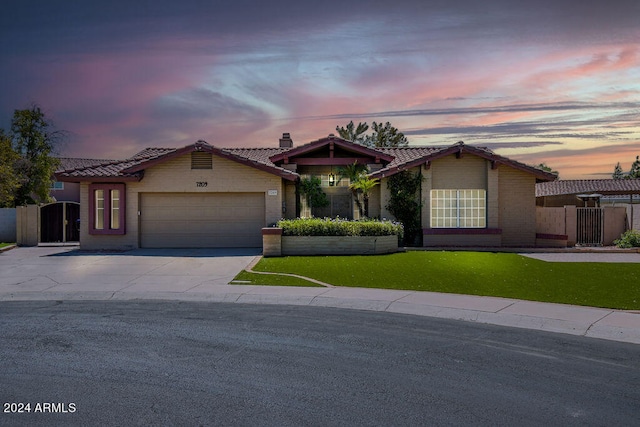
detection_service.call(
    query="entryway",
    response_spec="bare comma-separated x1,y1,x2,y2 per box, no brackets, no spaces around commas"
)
576,207,603,246
40,202,80,243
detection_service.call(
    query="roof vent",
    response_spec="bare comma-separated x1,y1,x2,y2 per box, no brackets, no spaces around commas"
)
279,133,293,148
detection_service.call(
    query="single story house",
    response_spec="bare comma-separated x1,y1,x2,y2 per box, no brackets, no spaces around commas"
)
536,179,640,207
55,133,557,250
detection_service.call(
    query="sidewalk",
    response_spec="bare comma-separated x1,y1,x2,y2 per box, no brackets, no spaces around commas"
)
1,246,639,345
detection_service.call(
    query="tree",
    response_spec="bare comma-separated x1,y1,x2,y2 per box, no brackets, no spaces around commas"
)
299,176,329,212
365,121,408,148
629,156,640,179
0,130,20,208
7,106,62,205
537,163,559,178
336,121,408,148
335,121,369,145
612,162,624,180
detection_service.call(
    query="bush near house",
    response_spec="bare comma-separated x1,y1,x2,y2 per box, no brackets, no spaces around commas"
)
614,230,640,248
277,217,403,239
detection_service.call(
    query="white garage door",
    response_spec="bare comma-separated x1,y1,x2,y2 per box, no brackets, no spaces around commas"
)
140,193,265,248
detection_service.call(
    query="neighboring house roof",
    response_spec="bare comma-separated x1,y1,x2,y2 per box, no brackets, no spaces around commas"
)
56,157,116,172
55,137,557,183
536,179,640,197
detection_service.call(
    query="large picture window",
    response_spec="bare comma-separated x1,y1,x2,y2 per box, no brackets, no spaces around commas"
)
431,189,486,228
89,184,126,235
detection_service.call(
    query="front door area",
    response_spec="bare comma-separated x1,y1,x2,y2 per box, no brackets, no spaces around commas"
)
40,202,80,243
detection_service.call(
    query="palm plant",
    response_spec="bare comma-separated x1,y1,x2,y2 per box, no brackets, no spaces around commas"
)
350,175,379,218
337,162,369,217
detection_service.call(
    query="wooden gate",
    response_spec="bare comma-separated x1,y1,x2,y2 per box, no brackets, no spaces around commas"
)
40,202,80,243
576,207,603,246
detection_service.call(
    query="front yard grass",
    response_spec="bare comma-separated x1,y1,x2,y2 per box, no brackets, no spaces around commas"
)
238,251,640,310
0,243,14,249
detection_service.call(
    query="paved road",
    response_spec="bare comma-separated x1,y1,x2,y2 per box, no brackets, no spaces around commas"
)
1,301,638,426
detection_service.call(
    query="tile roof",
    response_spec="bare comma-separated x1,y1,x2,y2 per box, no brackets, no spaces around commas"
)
536,179,640,197
56,157,117,172
376,146,446,169
372,143,556,181
129,147,177,159
224,147,289,165
55,139,556,183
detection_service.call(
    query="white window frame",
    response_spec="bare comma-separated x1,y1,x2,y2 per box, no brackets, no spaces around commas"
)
430,189,486,228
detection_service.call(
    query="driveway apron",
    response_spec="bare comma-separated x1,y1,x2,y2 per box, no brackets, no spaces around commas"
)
0,247,262,294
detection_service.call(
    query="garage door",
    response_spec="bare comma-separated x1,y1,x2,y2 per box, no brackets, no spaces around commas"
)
140,193,265,248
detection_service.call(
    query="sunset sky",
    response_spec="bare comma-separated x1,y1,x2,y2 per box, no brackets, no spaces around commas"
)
1,0,639,179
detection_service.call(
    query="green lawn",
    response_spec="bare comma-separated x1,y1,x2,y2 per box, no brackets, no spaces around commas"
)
237,251,640,310
0,243,14,249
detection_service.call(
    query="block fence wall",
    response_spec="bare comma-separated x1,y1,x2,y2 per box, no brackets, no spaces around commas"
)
0,208,16,242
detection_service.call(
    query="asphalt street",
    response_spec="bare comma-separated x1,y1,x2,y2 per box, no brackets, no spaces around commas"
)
1,301,638,426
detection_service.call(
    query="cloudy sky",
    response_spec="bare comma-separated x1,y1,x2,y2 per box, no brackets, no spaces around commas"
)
1,0,639,179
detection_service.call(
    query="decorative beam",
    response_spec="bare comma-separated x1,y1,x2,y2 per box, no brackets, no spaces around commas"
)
293,157,373,166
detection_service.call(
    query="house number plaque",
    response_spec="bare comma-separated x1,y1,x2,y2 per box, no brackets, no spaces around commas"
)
196,181,208,187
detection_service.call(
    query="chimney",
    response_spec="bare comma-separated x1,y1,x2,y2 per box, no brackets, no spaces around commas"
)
279,132,293,148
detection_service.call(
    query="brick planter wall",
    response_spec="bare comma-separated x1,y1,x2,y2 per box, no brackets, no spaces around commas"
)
262,228,398,256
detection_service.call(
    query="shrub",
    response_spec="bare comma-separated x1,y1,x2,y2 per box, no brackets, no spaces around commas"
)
386,170,422,246
614,230,640,248
276,217,403,239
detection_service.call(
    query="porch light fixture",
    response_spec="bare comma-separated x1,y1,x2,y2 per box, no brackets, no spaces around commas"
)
328,172,336,186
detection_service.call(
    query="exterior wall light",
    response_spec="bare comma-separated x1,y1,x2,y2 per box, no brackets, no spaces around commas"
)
328,173,335,186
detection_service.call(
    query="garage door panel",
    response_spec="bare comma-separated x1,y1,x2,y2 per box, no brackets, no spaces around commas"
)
140,193,265,248
143,220,260,234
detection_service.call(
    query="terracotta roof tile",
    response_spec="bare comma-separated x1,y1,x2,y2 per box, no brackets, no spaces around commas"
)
56,157,116,172
223,148,288,165
56,140,554,183
377,146,446,169
536,179,640,197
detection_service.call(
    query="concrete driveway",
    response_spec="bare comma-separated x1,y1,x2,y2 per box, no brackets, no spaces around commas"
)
0,246,261,295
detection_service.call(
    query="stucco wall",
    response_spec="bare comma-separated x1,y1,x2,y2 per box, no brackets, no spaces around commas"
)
536,207,566,236
80,153,284,250
16,205,39,246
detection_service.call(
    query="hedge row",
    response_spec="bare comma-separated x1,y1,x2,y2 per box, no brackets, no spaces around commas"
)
276,217,403,238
